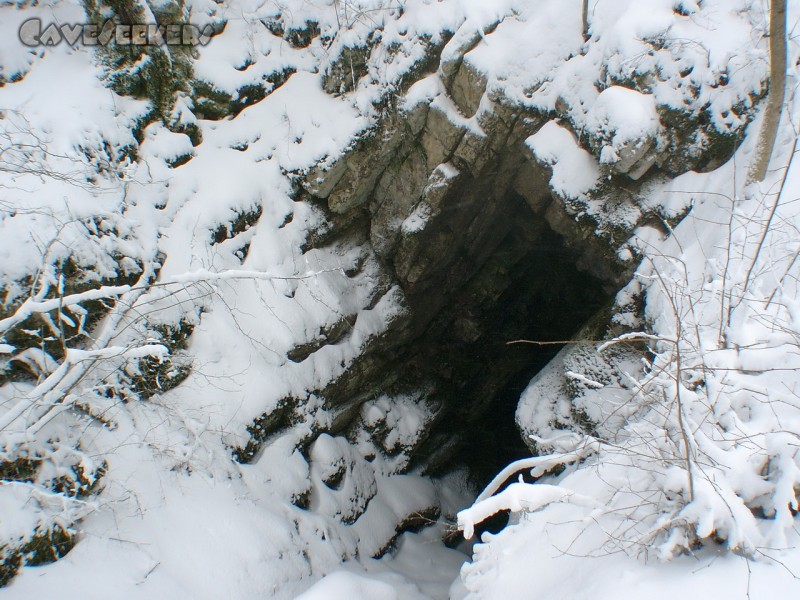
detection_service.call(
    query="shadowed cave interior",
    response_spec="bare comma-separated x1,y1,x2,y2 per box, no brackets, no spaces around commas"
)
398,191,612,488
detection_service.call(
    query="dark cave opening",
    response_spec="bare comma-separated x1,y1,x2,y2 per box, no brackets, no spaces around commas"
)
392,189,614,490
310,145,622,538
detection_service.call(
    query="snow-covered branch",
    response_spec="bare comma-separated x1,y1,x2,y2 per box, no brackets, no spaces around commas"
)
0,267,339,336
475,441,601,504
459,483,600,540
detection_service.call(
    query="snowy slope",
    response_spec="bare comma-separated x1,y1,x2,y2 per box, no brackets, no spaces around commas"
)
2,0,799,598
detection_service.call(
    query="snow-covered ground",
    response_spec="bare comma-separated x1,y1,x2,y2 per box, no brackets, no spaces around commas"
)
2,0,800,597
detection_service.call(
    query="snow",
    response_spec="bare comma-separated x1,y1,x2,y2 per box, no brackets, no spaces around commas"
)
457,505,800,600
586,86,660,165
526,121,600,198
458,482,598,541
297,571,407,600
298,526,468,600
1,0,798,598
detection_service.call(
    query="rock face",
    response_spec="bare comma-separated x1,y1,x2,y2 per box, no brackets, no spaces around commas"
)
218,55,648,554
243,14,763,546
220,12,765,545
282,67,639,486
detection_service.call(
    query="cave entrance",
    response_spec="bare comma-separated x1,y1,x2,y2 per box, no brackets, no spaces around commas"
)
390,188,614,490
315,135,622,514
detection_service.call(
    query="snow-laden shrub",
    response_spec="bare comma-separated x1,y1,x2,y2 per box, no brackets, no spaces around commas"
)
461,137,800,559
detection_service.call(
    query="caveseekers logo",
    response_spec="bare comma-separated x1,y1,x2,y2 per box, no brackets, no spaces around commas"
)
18,18,214,47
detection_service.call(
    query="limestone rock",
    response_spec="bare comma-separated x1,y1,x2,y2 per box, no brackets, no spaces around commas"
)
449,58,487,117
419,105,467,171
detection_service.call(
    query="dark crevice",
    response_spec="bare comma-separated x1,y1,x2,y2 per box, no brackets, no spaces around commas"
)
397,192,612,487
306,153,620,496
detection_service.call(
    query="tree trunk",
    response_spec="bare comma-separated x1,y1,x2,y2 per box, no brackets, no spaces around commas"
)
749,0,787,183
582,0,589,42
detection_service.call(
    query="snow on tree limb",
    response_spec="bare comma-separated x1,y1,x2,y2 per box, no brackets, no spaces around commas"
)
474,440,601,504
0,267,339,336
458,482,600,540
0,285,134,336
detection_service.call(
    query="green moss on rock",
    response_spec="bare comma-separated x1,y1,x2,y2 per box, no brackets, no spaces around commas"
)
21,526,76,567
52,461,108,498
127,320,194,400
191,68,295,121
84,0,194,125
0,457,41,483
322,45,373,96
0,526,77,588
211,205,263,244
232,397,304,463
0,547,22,588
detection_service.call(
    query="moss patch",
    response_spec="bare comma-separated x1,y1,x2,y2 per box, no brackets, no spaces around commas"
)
0,526,77,588
0,457,41,483
127,320,194,400
21,527,76,567
0,547,22,588
232,397,303,463
191,68,295,121
211,206,263,244
52,462,108,499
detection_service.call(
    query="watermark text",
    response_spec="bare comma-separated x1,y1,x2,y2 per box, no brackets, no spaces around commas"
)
19,19,214,47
